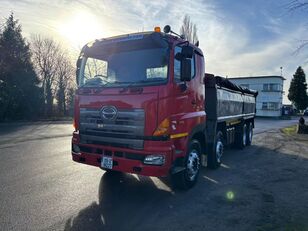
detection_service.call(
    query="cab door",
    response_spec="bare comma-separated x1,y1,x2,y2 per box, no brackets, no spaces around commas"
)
173,46,204,113
172,45,205,135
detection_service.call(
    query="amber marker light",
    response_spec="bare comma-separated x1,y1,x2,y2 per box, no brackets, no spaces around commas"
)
153,118,170,136
154,26,161,32
73,118,77,131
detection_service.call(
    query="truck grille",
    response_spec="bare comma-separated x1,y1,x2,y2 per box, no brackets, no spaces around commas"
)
79,108,145,149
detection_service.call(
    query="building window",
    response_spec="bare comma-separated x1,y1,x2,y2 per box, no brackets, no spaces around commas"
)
262,102,279,110
263,83,281,91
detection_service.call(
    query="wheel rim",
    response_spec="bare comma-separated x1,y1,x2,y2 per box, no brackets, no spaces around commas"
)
249,125,253,143
216,139,223,163
186,149,200,181
243,126,247,146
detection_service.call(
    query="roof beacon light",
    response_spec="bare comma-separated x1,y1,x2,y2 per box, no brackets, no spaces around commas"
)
154,26,161,32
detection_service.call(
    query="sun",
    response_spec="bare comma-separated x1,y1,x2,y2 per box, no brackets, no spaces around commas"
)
58,10,105,50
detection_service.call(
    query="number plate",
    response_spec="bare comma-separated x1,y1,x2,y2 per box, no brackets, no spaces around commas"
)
101,156,113,169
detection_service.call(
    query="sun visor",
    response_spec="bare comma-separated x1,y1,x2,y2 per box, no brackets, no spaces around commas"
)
81,32,168,59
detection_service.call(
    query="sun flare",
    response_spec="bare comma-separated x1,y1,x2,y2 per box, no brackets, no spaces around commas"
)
58,10,105,49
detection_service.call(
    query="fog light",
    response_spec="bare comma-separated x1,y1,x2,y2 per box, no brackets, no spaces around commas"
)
72,144,80,154
144,155,165,165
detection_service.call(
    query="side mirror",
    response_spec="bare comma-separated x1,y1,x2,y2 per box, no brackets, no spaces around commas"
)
181,46,193,59
163,25,171,33
180,58,192,82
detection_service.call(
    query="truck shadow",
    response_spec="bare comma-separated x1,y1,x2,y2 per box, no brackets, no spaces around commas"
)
63,171,174,231
63,152,244,231
63,139,308,231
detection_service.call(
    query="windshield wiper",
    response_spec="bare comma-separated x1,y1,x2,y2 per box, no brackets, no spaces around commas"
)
138,78,166,83
119,82,136,93
118,79,165,93
81,77,107,87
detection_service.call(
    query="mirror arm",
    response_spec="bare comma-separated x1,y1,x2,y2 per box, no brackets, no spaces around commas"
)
176,41,190,47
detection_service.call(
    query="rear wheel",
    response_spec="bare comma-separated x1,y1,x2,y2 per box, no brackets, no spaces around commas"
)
235,123,247,149
246,123,253,146
207,131,223,169
172,139,201,190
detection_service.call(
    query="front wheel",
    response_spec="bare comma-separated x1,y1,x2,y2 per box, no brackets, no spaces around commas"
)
100,167,115,174
172,139,201,190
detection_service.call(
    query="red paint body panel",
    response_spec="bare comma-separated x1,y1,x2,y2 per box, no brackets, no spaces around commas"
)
78,90,159,136
72,148,172,177
72,33,206,177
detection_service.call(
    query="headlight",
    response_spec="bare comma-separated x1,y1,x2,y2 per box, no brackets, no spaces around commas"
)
143,155,165,165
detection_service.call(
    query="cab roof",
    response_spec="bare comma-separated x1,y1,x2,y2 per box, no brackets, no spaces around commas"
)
81,31,203,57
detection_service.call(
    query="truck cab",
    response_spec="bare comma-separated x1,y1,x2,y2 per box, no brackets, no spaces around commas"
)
71,26,257,189
72,28,206,188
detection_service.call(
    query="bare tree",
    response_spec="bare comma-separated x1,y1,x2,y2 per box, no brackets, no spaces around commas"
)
66,87,75,116
287,0,308,11
286,1,308,54
31,35,75,116
180,15,199,44
55,52,75,115
31,35,61,116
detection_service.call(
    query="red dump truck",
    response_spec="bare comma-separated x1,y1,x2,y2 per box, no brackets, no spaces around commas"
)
71,26,258,189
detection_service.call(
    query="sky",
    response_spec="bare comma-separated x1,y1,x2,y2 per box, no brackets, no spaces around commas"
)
1,0,308,103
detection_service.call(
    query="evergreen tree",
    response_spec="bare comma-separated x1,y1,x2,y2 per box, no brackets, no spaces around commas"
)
0,13,43,121
288,66,308,111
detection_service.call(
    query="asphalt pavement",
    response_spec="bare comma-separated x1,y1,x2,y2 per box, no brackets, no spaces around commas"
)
253,117,300,134
0,117,303,231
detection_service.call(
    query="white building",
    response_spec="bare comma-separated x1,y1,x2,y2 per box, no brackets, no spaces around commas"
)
229,76,285,117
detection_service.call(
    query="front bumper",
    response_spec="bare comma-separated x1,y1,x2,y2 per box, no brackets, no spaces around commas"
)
72,134,174,177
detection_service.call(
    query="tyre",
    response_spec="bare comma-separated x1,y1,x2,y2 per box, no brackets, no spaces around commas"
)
235,123,247,149
207,131,223,169
172,139,201,190
246,122,253,146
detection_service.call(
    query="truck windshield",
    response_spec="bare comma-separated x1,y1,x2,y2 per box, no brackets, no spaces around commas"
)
79,47,169,88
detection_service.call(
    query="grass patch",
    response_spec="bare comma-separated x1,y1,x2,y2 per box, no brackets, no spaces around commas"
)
281,125,308,143
281,125,297,135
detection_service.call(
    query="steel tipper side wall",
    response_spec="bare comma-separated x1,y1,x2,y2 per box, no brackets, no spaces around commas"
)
204,75,257,122
216,87,256,121
204,74,257,147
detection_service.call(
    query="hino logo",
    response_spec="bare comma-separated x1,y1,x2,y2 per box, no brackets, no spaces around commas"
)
100,106,118,120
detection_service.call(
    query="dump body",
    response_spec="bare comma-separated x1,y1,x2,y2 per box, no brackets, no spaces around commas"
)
205,75,257,121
